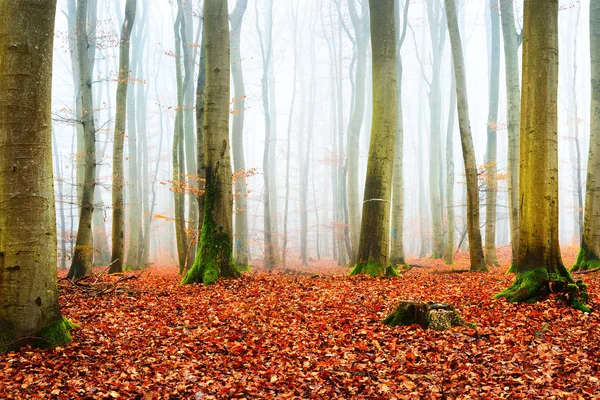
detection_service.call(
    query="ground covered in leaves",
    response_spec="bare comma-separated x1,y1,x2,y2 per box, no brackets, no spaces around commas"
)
1,246,599,399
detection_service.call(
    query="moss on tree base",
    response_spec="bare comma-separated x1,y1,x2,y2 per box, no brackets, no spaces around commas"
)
349,261,399,277
571,248,600,272
383,301,474,330
506,263,517,274
0,317,79,354
495,267,590,312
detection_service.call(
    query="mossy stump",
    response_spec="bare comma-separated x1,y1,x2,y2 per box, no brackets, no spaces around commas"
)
383,301,473,331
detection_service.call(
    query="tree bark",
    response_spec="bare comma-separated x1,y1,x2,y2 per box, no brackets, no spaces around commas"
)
350,0,398,277
484,0,500,266
500,0,521,269
573,1,600,272
183,0,240,285
0,0,75,352
68,0,98,279
445,0,487,272
110,0,137,274
444,70,457,265
496,0,588,311
231,0,249,268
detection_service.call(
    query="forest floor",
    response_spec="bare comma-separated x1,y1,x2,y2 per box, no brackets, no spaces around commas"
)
1,246,599,399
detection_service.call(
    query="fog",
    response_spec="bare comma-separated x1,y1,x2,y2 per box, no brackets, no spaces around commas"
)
50,0,591,269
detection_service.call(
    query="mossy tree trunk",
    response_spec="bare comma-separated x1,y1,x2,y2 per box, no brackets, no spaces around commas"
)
68,0,98,279
231,0,249,269
390,0,410,266
496,0,588,310
110,0,137,274
573,1,600,272
350,0,398,277
500,0,521,269
196,34,206,267
182,0,240,285
0,0,76,352
445,0,487,272
484,0,500,266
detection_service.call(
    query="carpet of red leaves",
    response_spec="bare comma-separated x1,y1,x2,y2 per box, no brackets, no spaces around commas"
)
1,246,599,399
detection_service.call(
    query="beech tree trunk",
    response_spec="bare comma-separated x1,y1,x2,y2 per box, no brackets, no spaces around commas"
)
0,0,75,352
231,0,249,268
496,0,588,310
350,0,397,277
573,1,600,272
445,0,487,272
110,0,137,274
68,0,98,279
484,0,500,266
182,0,240,285
444,68,457,265
500,0,521,269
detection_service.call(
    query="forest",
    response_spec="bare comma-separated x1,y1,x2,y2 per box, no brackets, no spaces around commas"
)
0,0,599,398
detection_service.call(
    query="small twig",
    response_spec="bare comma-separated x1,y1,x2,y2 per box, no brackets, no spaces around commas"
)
573,267,600,275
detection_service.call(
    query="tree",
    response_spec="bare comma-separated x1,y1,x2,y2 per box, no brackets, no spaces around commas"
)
445,0,487,272
350,0,398,277
390,0,410,266
110,0,137,274
182,0,240,285
496,0,588,310
231,0,250,269
0,0,76,352
68,0,98,279
444,69,457,265
573,1,600,272
500,0,521,269
484,0,500,266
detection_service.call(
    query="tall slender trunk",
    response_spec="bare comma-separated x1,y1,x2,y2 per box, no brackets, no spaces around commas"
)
231,0,249,268
350,0,397,276
573,1,600,271
484,0,500,266
445,0,487,272
500,0,521,268
110,0,137,274
68,0,98,279
444,70,457,264
52,129,68,270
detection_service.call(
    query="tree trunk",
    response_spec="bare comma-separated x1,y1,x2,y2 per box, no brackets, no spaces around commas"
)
196,36,206,268
183,0,240,285
426,0,446,259
110,0,137,274
444,70,457,265
173,6,188,274
390,0,409,266
484,0,500,266
350,0,397,277
500,0,521,269
231,0,249,268
573,1,600,272
445,0,487,272
347,0,369,263
52,129,68,270
496,0,588,311
0,0,75,352
68,0,98,279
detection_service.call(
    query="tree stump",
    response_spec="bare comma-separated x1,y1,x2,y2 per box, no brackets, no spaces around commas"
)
383,301,473,331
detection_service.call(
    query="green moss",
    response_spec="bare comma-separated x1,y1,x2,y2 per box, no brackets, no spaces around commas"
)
237,264,251,272
349,261,399,277
571,248,600,272
1,317,78,354
382,306,414,326
182,173,240,285
494,267,549,302
506,263,517,274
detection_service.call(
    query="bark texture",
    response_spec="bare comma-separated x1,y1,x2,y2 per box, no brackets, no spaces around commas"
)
182,0,240,285
0,0,75,352
350,0,398,277
573,1,600,272
68,0,98,279
496,0,588,311
445,0,487,272
110,0,137,274
231,0,249,269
